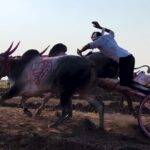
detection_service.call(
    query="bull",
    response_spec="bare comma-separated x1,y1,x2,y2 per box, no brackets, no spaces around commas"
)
0,42,104,128
85,51,118,78
13,45,119,118
48,43,119,79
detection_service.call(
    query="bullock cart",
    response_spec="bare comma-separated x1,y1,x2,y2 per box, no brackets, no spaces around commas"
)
97,78,150,137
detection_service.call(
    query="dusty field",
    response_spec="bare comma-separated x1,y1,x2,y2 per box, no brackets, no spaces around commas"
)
0,93,149,150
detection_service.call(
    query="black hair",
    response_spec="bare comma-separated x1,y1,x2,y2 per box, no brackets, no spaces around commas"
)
92,32,102,38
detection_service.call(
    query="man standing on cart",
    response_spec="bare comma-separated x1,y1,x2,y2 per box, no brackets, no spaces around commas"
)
77,21,135,87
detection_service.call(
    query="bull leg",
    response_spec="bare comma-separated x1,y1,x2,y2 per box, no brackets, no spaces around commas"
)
84,83,105,129
88,99,105,129
119,96,124,111
123,94,134,114
20,96,32,117
0,84,20,104
51,91,72,127
35,94,51,116
51,107,72,127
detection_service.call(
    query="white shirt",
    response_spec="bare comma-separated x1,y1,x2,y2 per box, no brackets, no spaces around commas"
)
89,33,131,63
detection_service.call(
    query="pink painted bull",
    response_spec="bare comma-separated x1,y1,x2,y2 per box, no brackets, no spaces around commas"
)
0,42,104,128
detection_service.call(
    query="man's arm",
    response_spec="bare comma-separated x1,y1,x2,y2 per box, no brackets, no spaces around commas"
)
92,21,115,37
77,44,91,55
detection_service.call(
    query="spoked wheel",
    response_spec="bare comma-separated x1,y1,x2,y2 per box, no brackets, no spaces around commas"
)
138,97,150,138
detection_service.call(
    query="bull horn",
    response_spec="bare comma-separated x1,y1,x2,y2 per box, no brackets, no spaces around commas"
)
40,45,50,55
8,41,20,55
134,65,150,74
5,42,14,54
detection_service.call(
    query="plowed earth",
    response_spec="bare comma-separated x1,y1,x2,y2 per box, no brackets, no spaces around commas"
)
0,91,149,150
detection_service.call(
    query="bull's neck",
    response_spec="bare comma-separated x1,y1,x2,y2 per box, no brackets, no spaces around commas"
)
7,57,22,81
8,56,39,81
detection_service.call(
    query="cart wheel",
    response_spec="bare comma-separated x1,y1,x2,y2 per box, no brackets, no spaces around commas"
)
138,97,150,138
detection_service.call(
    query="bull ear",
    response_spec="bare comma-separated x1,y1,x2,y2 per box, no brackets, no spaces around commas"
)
8,41,20,55
40,45,50,55
5,42,14,54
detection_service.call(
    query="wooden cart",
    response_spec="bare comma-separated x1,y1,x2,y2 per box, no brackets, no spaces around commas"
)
97,78,150,138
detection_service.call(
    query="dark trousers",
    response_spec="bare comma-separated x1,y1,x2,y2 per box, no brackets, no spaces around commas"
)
119,55,135,86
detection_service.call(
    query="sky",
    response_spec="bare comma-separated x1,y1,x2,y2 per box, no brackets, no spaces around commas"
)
0,0,150,67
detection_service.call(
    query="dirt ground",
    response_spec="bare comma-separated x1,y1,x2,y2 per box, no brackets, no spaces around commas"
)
0,94,149,150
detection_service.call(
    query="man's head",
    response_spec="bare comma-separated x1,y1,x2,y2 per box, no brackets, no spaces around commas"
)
91,32,102,41
49,43,67,57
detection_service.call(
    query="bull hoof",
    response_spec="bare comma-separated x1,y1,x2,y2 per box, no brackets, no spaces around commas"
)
55,111,61,117
0,99,6,106
50,113,72,128
23,109,32,117
98,126,105,132
35,110,42,117
0,102,5,106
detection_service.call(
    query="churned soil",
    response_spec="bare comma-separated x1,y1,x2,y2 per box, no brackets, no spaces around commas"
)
0,95,149,150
